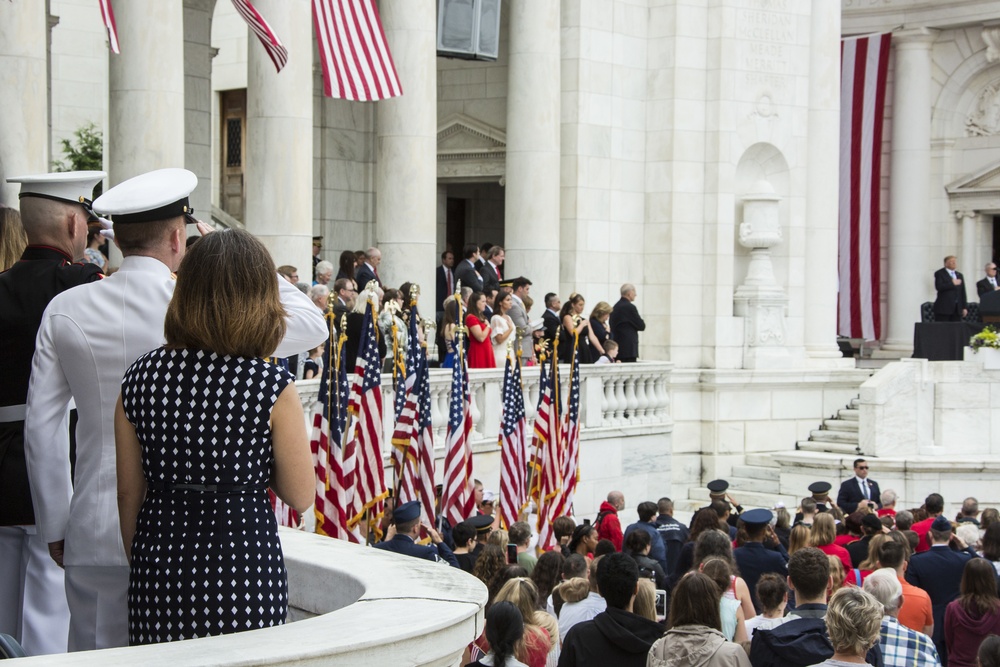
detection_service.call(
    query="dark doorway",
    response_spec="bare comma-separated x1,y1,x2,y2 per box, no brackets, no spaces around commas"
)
446,197,466,254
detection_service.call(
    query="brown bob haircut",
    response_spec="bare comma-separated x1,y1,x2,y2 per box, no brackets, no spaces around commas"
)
669,572,722,630
164,229,286,357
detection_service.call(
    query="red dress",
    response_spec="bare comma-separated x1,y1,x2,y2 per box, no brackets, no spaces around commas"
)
465,315,495,369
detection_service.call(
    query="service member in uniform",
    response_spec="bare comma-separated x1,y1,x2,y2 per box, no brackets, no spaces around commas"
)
733,508,789,613
23,168,327,651
468,513,495,560
690,479,744,529
374,500,460,566
0,171,105,656
794,481,837,524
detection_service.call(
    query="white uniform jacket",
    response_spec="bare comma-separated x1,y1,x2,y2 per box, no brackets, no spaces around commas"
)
23,256,327,566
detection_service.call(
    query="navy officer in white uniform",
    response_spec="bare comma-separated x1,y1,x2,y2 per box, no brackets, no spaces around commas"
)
374,500,459,567
23,168,328,651
0,171,106,655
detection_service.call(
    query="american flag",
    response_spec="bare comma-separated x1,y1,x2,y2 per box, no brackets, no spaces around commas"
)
268,489,299,528
839,33,891,341
345,297,388,539
391,303,436,522
310,316,352,539
312,0,402,101
498,348,528,530
440,319,474,527
232,0,289,73
549,340,582,523
532,347,563,551
98,0,120,54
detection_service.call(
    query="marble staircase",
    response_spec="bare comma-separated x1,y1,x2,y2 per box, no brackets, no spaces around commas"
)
795,396,861,455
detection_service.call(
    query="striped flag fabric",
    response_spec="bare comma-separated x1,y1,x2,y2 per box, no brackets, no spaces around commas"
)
98,0,120,54
498,348,528,531
391,301,436,522
839,33,891,341
345,296,388,538
533,348,563,552
231,0,289,72
550,340,582,522
312,0,403,101
441,320,474,527
310,316,352,539
268,489,299,528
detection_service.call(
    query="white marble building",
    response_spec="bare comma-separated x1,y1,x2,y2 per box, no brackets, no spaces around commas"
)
4,0,1000,518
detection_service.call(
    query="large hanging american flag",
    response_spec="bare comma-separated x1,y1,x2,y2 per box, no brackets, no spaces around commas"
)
310,317,352,539
312,0,403,101
391,302,436,522
232,0,289,72
532,346,563,552
498,348,528,531
839,33,891,341
549,340,582,523
345,296,388,538
441,326,474,527
99,0,119,54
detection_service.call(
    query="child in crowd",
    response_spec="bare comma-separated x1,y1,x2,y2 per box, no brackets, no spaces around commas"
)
594,339,619,365
743,573,789,637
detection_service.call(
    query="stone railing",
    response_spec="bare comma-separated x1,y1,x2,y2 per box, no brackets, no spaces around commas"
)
298,361,674,451
21,530,486,666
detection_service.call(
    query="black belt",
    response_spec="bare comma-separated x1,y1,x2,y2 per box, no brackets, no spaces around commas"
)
147,481,267,494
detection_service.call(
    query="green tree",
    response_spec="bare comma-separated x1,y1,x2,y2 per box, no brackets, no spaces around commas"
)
53,122,103,172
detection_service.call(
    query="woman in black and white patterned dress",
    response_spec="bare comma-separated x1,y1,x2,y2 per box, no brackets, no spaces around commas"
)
115,229,313,646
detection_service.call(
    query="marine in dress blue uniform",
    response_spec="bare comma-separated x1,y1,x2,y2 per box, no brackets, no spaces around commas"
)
0,171,105,656
732,508,788,613
374,501,459,567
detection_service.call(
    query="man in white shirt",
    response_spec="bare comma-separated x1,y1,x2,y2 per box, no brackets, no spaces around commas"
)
24,168,327,651
558,556,607,641
978,262,1000,299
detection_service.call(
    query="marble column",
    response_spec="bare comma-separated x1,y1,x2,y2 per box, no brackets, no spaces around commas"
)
957,210,979,279
108,1,185,187
376,0,437,302
504,0,560,299
0,2,48,206
245,0,312,269
804,0,846,361
882,29,937,354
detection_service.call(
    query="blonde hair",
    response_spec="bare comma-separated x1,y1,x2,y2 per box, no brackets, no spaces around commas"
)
809,513,837,547
590,301,612,320
487,529,509,549
824,587,884,656
788,524,811,555
827,555,846,596
0,208,27,271
164,229,286,357
633,579,657,621
495,578,555,650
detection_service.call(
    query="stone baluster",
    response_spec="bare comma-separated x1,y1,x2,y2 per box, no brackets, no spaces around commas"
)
613,376,627,423
634,373,650,421
468,379,483,439
600,374,611,427
655,375,670,421
624,377,639,422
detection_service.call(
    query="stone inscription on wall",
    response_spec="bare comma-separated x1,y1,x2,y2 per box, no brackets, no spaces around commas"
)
736,0,797,96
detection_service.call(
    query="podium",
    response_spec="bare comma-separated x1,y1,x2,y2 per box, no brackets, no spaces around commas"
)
981,291,1000,324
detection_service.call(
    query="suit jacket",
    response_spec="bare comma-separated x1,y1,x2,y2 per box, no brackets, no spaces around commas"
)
481,261,501,294
508,295,534,360
435,265,454,312
836,477,881,514
978,276,999,298
610,298,646,359
905,544,975,661
454,259,483,293
24,257,327,566
355,263,380,292
933,267,967,315
542,309,560,352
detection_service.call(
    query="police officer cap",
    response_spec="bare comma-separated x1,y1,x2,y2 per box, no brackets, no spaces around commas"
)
808,481,832,495
93,168,198,225
931,515,953,532
707,479,729,494
469,514,494,535
740,508,773,525
392,500,422,524
7,171,106,208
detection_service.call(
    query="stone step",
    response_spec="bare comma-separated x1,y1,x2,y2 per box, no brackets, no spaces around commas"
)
837,408,859,421
808,429,859,443
744,453,781,469
795,439,861,455
822,419,859,432
849,397,860,409
727,476,781,495
731,464,781,482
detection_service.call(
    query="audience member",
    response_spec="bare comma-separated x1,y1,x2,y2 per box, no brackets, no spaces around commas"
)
796,497,819,528
593,339,619,364
982,508,1000,533
509,522,537,575
558,553,662,667
481,245,504,294
654,497,690,578
302,344,323,380
336,249,356,282
276,264,298,283
455,243,483,292
354,247,381,289
588,301,613,359
491,287,516,366
623,529,667,591
674,508,727,578
623,501,668,571
83,225,108,272
452,521,479,573
557,293,595,363
979,635,1000,667
744,573,789,637
594,539,616,558
596,491,625,551
701,557,749,643
911,493,946,553
466,291,495,369
507,276,535,361
632,579,658,623
774,504,792,550
809,513,852,570
314,260,333,286
541,292,561,351
863,568,940,666
609,283,645,362
878,489,898,519
493,578,556,667
982,523,1000,575
957,497,981,527
848,513,886,569
551,555,589,616
465,601,527,667
552,516,577,555
648,571,751,667
836,458,881,514
788,524,811,555
814,587,885,666
530,551,564,612
695,529,756,622
0,206,27,271
558,556,606,641
474,544,507,600
875,538,933,636
894,510,914,532
733,508,788,613
568,524,599,559
308,284,330,312
945,558,1000,667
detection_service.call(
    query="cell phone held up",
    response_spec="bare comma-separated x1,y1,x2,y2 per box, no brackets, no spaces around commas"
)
507,543,518,565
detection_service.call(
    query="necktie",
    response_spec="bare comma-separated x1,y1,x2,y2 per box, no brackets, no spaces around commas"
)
991,278,996,287
862,480,869,500
496,265,501,279
447,268,453,294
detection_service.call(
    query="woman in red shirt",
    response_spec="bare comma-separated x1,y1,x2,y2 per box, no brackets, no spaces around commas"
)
809,513,852,570
465,291,495,369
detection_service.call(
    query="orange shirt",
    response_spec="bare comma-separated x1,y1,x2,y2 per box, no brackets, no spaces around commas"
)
897,574,934,633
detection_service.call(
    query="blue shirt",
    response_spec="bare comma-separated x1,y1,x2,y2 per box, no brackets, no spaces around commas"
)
622,521,667,571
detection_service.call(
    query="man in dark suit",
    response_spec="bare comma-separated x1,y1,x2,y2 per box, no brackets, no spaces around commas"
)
354,246,381,291
373,501,458,566
481,246,504,295
933,255,967,321
905,515,977,664
610,283,646,362
435,250,455,314
977,262,999,298
836,458,881,514
331,278,356,332
453,243,483,293
541,292,562,354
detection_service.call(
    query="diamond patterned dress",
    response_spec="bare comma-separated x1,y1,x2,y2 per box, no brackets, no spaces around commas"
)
121,348,293,646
